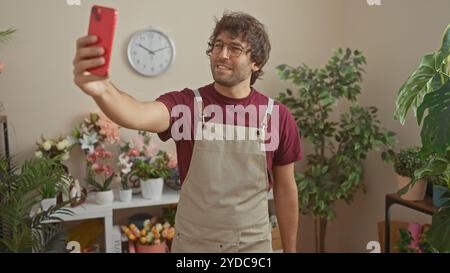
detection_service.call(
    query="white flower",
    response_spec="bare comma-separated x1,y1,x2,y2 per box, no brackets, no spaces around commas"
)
42,140,52,151
57,139,69,151
156,223,163,232
79,132,98,153
119,154,132,174
35,151,43,158
61,152,70,161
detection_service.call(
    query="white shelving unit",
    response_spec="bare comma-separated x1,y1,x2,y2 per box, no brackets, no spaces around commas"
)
57,187,274,253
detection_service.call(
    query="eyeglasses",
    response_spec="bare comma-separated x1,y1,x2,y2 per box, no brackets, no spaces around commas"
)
211,42,246,58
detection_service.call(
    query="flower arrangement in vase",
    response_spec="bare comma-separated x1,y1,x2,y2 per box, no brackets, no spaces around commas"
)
119,131,177,199
121,216,175,253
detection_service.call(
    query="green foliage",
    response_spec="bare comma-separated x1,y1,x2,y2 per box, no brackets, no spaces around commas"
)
393,147,424,178
86,172,115,192
131,150,172,180
397,227,436,253
162,205,177,227
393,24,450,252
278,48,396,222
0,154,73,253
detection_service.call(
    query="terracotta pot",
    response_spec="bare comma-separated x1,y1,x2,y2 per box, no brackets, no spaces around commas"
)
396,174,426,201
136,242,168,253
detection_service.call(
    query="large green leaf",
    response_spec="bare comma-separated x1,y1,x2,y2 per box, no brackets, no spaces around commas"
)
417,79,450,153
429,204,450,252
394,53,441,124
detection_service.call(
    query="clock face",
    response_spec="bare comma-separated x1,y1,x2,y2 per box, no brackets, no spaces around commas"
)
127,29,175,77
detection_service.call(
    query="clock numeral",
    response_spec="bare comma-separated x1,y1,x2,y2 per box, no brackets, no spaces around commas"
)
136,59,140,64
133,51,137,55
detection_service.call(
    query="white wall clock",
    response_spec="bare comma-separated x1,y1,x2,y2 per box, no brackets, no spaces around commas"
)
127,28,176,77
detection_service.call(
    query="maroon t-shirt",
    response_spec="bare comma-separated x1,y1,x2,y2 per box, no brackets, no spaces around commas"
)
156,83,302,189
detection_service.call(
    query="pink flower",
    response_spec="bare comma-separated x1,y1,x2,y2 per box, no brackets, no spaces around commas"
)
103,164,113,177
128,148,140,157
145,143,159,158
167,154,177,168
86,152,97,163
104,150,113,158
94,147,105,158
154,239,161,245
132,134,145,152
91,163,103,174
97,113,120,144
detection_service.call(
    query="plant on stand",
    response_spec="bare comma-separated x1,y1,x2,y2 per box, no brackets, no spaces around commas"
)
393,147,428,201
277,48,396,252
393,24,450,252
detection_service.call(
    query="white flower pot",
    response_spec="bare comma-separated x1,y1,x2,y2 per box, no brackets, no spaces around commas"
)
119,189,133,202
40,197,57,211
140,178,164,200
95,190,114,205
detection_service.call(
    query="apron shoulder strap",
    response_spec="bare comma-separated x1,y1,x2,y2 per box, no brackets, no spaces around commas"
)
192,89,205,126
260,97,274,130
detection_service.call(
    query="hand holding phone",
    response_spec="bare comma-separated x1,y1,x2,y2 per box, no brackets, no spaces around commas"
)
87,5,117,77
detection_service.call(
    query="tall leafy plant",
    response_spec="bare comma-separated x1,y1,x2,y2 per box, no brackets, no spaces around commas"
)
277,48,396,252
394,24,450,252
0,155,73,253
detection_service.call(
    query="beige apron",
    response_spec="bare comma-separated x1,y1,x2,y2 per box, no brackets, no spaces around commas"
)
171,89,274,253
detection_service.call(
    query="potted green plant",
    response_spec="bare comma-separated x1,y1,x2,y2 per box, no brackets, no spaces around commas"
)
393,24,450,252
133,151,172,200
0,154,73,252
277,48,396,252
393,147,428,201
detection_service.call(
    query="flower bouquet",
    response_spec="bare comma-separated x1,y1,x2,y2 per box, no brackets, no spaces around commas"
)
35,134,74,164
121,217,175,253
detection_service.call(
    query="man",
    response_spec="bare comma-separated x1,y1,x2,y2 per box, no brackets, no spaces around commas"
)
73,11,301,253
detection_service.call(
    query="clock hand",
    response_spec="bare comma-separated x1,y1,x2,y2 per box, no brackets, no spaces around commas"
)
152,46,169,53
138,43,155,55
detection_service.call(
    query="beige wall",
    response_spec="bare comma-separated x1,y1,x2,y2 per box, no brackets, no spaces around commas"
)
0,0,447,252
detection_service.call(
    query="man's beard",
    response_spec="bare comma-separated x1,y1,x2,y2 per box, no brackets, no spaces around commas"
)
210,62,251,87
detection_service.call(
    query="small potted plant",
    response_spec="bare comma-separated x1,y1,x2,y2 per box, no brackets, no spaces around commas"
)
85,146,115,205
133,151,172,200
117,153,133,202
119,131,175,199
121,217,175,253
35,134,74,208
394,147,427,201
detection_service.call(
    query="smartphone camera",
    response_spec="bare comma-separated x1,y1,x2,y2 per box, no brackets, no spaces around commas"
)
92,6,102,21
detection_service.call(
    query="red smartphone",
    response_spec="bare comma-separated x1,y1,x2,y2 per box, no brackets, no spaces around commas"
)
87,5,118,77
